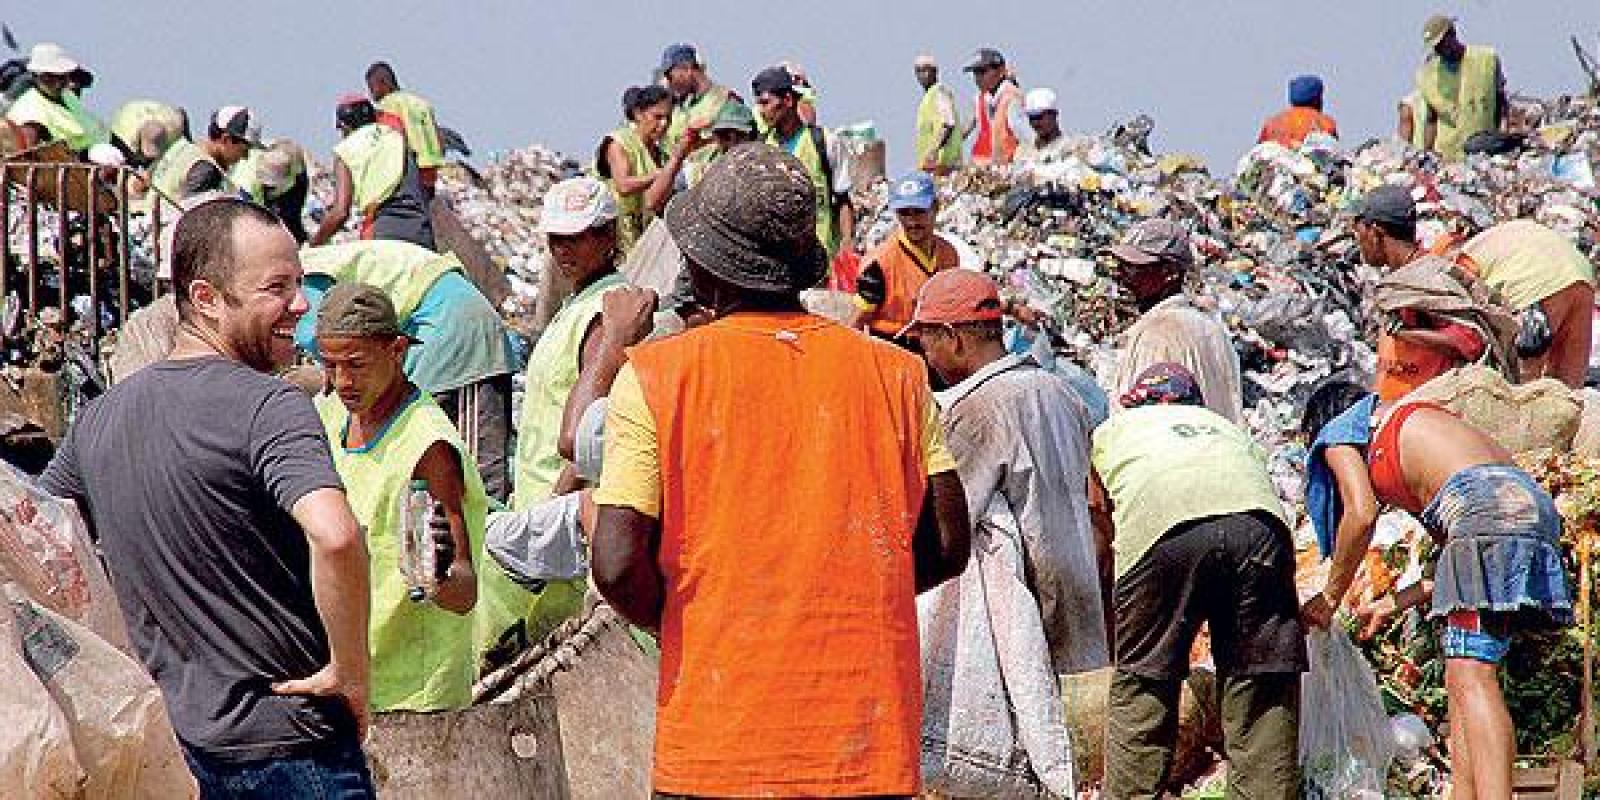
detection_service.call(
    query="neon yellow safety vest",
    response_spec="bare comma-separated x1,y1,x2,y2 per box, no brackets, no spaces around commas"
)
109,99,183,151
300,240,458,321
916,83,962,170
513,271,624,510
230,149,265,203
4,88,109,152
148,138,225,208
335,123,407,213
504,272,624,652
769,125,840,258
1416,45,1499,161
665,85,731,153
601,125,661,256
377,90,446,169
317,390,511,710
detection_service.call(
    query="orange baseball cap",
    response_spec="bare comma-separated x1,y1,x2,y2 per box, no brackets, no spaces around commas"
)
897,269,1003,337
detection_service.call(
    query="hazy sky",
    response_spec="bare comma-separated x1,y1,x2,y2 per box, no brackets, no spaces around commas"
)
12,2,1600,175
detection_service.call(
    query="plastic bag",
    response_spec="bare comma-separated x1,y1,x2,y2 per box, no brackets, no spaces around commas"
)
0,586,84,797
1299,626,1394,799
5,584,196,799
0,459,129,652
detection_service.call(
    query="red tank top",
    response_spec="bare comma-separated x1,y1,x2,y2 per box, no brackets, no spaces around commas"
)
1368,402,1447,510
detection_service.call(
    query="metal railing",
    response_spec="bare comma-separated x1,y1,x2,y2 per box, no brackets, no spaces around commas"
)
0,157,162,361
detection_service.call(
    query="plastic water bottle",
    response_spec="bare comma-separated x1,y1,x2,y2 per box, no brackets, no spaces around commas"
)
399,479,437,603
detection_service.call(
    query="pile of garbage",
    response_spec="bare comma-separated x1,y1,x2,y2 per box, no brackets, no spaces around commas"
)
855,95,1600,531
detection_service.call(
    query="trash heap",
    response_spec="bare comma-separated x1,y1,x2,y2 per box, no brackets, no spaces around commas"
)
857,97,1600,531
852,96,1600,796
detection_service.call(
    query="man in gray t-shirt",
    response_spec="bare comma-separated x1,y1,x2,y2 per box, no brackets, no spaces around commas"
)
40,199,375,798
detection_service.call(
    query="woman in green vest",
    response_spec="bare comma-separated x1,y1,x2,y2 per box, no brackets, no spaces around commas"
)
595,86,671,256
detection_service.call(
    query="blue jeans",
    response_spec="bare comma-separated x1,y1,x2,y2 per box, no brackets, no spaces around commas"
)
183,736,375,800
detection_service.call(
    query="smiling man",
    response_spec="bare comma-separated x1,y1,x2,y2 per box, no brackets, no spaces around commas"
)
854,171,963,342
39,198,376,798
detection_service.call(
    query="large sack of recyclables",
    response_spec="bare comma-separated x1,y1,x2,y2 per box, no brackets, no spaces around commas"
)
0,459,195,798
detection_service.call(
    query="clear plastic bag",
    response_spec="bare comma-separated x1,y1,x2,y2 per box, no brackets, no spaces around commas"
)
1299,626,1395,799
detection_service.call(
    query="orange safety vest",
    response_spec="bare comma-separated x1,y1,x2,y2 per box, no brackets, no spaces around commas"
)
629,311,930,797
972,81,1021,165
866,233,962,338
1257,106,1339,149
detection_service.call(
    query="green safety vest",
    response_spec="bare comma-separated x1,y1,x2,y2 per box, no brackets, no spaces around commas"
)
300,240,458,321
335,123,407,212
513,271,624,510
769,125,840,258
147,138,226,208
916,84,963,169
317,390,519,710
230,149,265,203
665,85,731,153
601,125,661,255
503,273,624,653
1416,45,1499,161
4,87,109,152
377,90,446,169
109,99,183,151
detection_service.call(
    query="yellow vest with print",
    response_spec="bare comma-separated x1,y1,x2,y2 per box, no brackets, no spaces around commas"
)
602,125,660,256
1416,45,1499,161
768,125,840,258
377,90,446,169
335,123,407,213
300,240,457,321
316,390,489,711
1091,404,1286,579
5,88,109,152
916,84,962,170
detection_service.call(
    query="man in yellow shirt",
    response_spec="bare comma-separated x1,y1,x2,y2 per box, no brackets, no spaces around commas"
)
1090,362,1304,800
1415,15,1507,160
314,282,482,710
366,61,447,197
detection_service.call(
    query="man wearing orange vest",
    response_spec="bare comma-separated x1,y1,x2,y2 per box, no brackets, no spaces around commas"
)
855,172,964,340
1257,75,1339,149
590,143,973,798
965,48,1023,167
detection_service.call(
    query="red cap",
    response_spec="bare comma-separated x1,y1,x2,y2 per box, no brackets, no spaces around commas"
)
898,269,1003,336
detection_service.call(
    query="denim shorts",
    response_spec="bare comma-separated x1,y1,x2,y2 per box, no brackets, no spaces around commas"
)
1441,609,1512,664
1422,464,1573,629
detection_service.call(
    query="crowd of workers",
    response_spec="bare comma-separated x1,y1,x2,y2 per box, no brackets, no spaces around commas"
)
3,11,1595,799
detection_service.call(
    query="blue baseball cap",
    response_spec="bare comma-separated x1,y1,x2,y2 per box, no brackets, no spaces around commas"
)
888,172,937,211
660,43,699,72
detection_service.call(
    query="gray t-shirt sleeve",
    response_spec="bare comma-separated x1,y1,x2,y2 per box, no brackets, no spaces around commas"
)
37,424,85,502
249,386,343,514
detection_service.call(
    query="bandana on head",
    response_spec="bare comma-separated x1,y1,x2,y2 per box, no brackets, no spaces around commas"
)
1120,362,1203,409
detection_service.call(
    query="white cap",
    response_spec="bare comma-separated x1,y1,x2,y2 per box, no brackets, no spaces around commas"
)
1024,88,1058,115
540,177,617,235
27,43,80,76
913,54,938,69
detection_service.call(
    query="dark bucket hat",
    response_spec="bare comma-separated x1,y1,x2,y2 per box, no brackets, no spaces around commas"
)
663,142,827,293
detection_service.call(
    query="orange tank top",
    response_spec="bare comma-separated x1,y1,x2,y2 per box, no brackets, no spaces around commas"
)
628,311,931,797
867,234,961,338
1374,332,1459,403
